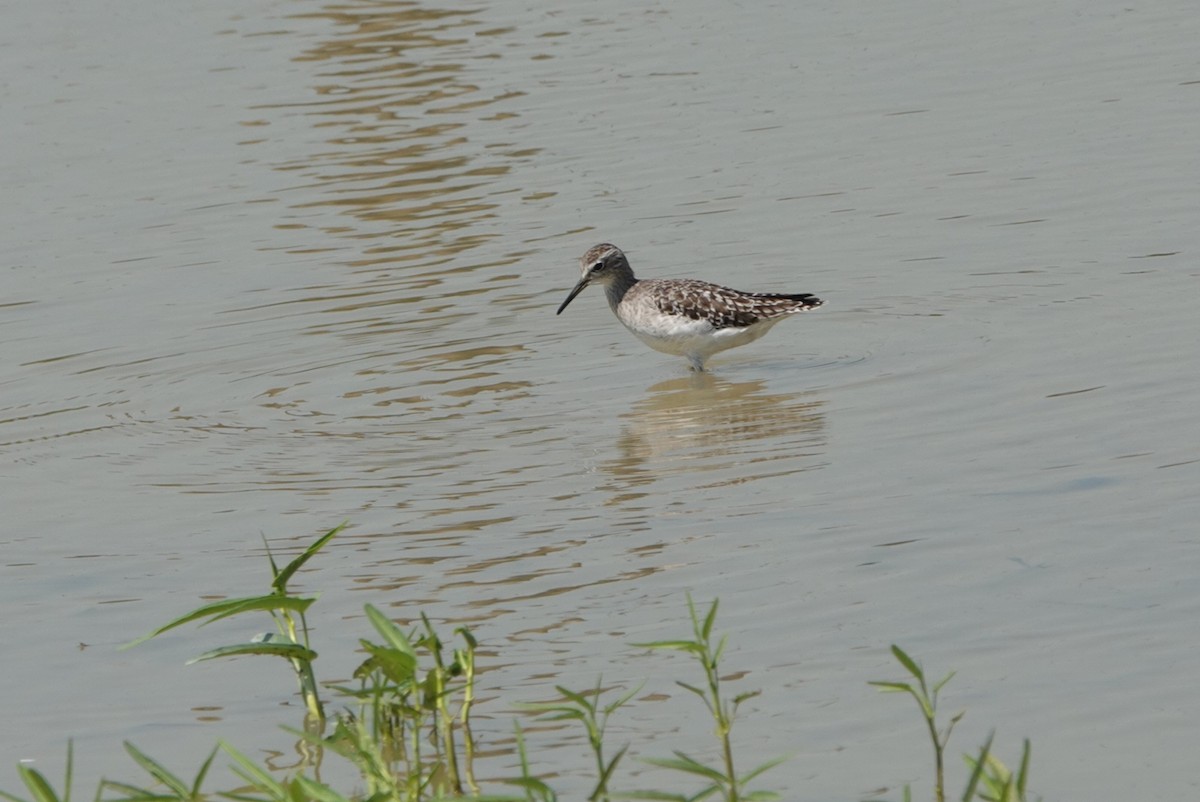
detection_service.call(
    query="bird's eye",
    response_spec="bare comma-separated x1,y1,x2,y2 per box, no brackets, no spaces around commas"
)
590,261,604,273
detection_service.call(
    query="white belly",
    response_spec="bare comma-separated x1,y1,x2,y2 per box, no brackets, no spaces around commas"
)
622,313,782,361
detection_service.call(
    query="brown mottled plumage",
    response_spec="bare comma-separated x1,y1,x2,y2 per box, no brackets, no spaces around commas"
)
556,243,823,371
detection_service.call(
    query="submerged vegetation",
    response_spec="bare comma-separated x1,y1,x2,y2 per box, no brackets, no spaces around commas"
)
2,525,1041,802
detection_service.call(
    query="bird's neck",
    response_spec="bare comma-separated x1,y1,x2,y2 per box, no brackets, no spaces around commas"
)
603,268,638,312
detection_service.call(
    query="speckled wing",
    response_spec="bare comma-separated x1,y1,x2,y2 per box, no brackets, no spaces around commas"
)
646,279,823,329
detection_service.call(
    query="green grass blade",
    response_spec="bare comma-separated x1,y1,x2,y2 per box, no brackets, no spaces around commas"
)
629,640,704,653
640,752,724,782
96,783,178,802
200,596,317,626
219,741,286,801
699,598,719,640
868,681,913,693
109,779,201,802
223,791,289,802
456,625,478,650
189,744,219,797
120,596,315,650
1015,738,1031,796
960,731,994,802
519,707,585,723
498,777,558,801
597,743,629,789
732,689,761,706
607,681,646,713
739,754,789,784
120,743,188,797
741,792,782,801
270,523,345,595
712,633,728,665
551,685,593,710
289,777,347,802
674,681,708,701
932,671,957,695
186,642,317,664
261,533,281,587
63,741,72,802
14,767,60,802
93,781,150,798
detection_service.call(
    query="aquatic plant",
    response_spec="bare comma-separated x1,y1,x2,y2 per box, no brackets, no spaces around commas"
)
121,523,344,722
625,595,786,802
521,677,640,802
870,645,1037,802
4,525,1042,802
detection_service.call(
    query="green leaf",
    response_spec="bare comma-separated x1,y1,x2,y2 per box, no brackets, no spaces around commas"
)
63,737,73,802
641,752,724,782
61,739,72,802
732,689,761,706
288,776,347,802
120,596,317,649
868,681,913,693
219,792,281,802
363,605,417,658
932,671,957,695
630,640,703,653
528,709,586,723
607,681,645,713
186,641,317,665
890,645,923,682
109,743,216,801
357,642,418,685
220,741,286,801
944,709,966,748
597,743,629,789
700,598,719,640
713,634,729,667
497,776,558,801
201,596,317,627
94,780,166,802
740,753,789,784
0,743,73,802
960,731,994,802
270,523,345,595
120,743,188,797
614,790,688,801
742,792,783,801
13,767,60,802
1016,738,1032,796
188,744,218,797
456,625,478,650
552,685,593,710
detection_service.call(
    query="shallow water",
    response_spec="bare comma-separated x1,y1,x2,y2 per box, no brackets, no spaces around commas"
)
3,0,1199,799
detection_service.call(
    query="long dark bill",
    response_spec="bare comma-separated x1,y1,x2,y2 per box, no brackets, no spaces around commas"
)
555,276,590,315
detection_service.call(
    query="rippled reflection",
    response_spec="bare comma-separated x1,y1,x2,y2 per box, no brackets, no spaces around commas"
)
230,0,551,410
278,3,529,237
602,374,826,502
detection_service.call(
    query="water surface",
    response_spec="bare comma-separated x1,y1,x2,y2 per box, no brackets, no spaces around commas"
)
3,0,1199,799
